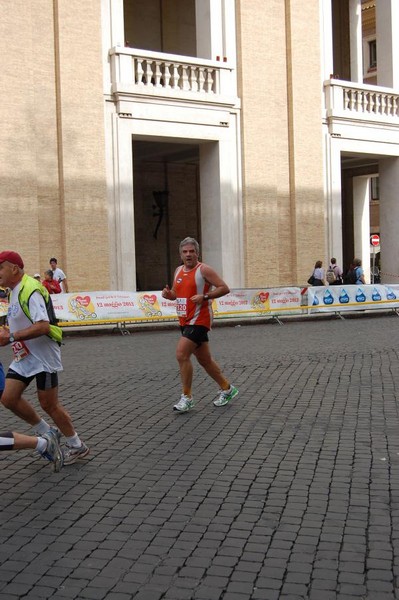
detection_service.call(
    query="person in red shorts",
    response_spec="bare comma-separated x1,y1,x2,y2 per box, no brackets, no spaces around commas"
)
162,237,238,412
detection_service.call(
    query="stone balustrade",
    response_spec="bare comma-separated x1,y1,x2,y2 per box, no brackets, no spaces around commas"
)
110,47,236,105
325,79,399,122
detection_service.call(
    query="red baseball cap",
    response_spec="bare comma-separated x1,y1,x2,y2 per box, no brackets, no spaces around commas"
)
0,250,24,269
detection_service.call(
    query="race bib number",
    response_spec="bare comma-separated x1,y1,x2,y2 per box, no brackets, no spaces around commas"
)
176,298,187,317
11,340,30,362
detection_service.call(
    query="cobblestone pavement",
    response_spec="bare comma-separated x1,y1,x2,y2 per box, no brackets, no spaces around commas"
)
1,314,399,600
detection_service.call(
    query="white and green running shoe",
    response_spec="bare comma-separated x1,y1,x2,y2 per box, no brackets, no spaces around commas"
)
173,394,195,412
213,385,239,407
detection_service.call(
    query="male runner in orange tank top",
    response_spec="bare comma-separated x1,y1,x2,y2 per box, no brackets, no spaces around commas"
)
162,237,238,412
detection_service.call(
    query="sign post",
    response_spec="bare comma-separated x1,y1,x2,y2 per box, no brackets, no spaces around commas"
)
370,235,380,284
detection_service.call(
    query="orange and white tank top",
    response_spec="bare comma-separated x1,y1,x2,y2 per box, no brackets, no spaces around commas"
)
174,262,212,328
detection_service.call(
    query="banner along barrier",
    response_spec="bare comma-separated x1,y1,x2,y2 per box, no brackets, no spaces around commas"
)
1,286,398,329
51,287,303,325
307,284,399,313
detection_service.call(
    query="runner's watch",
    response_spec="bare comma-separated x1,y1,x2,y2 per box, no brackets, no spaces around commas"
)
203,294,209,301
9,333,15,344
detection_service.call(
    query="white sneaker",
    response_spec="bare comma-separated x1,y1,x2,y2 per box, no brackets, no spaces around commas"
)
173,394,195,412
63,442,90,465
213,385,239,407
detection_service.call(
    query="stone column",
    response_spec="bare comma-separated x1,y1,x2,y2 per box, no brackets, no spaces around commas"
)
353,176,371,283
349,0,363,83
376,0,399,88
325,138,343,269
319,0,334,82
101,0,125,92
195,0,223,60
199,119,243,287
379,158,399,283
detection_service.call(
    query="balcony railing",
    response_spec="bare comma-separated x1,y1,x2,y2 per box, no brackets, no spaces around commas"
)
109,47,237,106
325,79,399,123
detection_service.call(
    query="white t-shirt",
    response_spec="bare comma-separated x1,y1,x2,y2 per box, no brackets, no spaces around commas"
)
52,267,67,292
8,281,63,377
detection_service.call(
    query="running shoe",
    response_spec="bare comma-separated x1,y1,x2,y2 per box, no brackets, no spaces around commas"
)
173,394,195,412
213,385,239,407
40,430,64,472
63,442,90,465
49,426,61,443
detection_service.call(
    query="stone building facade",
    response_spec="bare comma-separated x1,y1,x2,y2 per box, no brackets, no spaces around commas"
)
1,1,398,291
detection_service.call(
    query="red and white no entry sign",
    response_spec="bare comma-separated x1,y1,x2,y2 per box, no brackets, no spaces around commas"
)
370,234,380,247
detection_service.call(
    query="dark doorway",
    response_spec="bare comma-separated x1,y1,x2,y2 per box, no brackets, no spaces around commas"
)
133,140,200,291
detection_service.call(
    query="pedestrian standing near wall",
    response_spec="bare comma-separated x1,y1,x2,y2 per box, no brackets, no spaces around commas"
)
42,270,62,294
309,260,326,286
327,257,343,285
49,258,69,293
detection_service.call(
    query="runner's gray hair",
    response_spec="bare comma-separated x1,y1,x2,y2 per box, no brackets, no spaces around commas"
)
179,237,200,254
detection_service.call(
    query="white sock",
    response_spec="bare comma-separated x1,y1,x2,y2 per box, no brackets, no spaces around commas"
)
36,438,47,453
34,419,50,435
66,434,81,448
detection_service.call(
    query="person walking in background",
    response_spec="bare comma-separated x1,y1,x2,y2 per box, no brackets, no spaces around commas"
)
0,360,63,471
162,237,238,413
343,258,366,285
49,258,68,293
327,257,343,285
42,270,62,294
309,260,325,286
353,258,366,284
0,251,88,465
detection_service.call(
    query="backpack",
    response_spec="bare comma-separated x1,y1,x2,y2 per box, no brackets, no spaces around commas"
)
343,267,358,285
326,266,336,284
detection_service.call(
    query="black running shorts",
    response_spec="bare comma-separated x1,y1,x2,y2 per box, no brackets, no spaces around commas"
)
180,325,209,347
6,369,58,391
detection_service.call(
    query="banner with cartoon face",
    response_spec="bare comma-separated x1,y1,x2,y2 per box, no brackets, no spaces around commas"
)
48,288,303,323
51,291,177,323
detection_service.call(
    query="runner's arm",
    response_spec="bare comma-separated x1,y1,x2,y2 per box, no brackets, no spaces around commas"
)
0,321,50,346
162,285,176,300
162,267,180,300
191,264,230,304
0,290,51,345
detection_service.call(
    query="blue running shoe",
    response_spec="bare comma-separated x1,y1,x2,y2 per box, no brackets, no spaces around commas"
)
40,429,64,472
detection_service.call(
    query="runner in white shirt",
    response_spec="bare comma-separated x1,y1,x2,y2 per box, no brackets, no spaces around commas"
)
7,279,63,376
0,250,88,465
